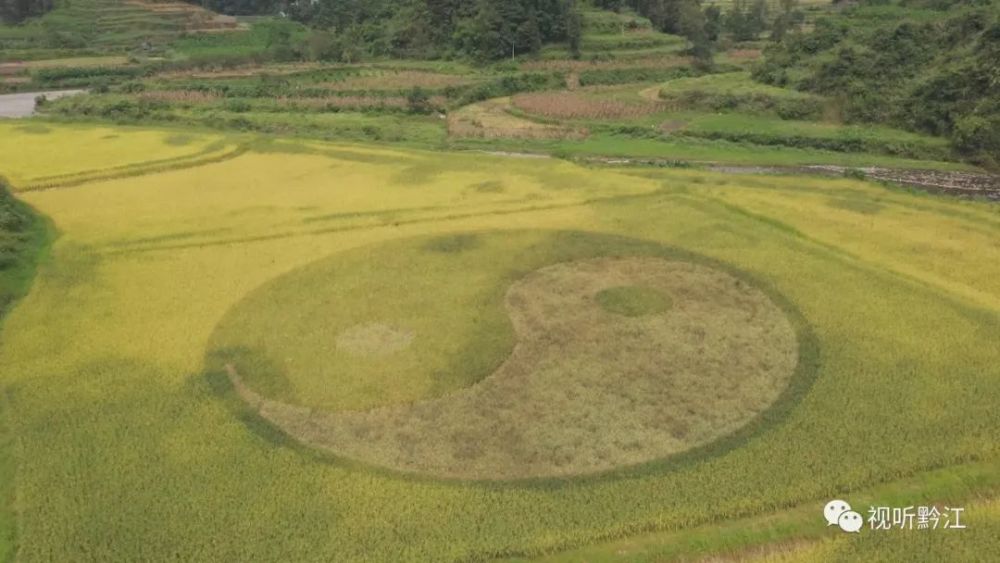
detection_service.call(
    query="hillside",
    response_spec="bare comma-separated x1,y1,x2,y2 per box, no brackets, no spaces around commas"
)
0,0,245,62
753,0,1000,166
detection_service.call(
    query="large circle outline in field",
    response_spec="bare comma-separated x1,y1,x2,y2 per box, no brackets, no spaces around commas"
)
203,230,821,485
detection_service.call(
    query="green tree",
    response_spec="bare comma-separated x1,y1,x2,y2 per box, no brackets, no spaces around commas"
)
566,0,583,58
1,0,54,23
406,86,434,114
305,30,342,61
677,0,713,69
704,5,722,41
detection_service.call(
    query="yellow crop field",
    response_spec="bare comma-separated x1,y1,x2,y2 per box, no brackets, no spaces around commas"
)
0,122,235,189
0,123,997,561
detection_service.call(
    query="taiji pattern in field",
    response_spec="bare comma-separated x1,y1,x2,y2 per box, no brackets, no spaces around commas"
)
215,233,800,479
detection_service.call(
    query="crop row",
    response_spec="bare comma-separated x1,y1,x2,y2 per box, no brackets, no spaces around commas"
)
16,144,246,192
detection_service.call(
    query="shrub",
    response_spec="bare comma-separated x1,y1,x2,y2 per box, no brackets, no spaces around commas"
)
844,168,868,181
952,113,1000,167
0,180,29,232
406,87,433,114
451,73,562,106
226,99,252,113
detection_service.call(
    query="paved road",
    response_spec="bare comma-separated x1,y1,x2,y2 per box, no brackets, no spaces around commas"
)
0,90,85,118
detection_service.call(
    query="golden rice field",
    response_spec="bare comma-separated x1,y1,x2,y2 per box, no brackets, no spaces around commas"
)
0,122,998,561
0,122,238,190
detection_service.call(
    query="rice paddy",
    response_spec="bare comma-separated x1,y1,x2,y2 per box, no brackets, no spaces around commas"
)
0,122,998,560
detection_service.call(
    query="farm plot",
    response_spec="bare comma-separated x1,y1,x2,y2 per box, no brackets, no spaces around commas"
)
0,123,997,561
512,90,664,120
650,72,826,119
318,70,476,92
448,97,588,140
0,122,238,190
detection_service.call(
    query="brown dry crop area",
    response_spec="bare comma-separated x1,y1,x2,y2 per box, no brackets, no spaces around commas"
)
156,63,322,80
276,95,446,111
0,63,25,76
136,91,445,110
321,71,474,91
726,49,763,60
521,55,690,72
512,91,665,120
448,98,588,141
140,90,221,104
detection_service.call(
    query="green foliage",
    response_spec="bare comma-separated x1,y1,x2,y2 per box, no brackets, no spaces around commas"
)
952,113,1000,167
754,0,1000,165
303,29,340,61
658,72,825,119
578,65,701,86
42,94,171,122
451,72,563,106
31,65,147,88
0,0,52,24
171,20,309,65
278,0,583,62
405,86,433,113
184,0,278,16
591,0,722,68
0,0,203,57
0,182,29,234
675,113,953,160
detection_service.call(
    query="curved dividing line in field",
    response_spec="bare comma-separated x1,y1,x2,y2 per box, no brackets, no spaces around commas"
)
99,190,672,256
16,144,247,192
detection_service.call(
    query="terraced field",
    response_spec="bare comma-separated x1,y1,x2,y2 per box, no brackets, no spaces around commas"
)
0,0,244,62
0,122,997,561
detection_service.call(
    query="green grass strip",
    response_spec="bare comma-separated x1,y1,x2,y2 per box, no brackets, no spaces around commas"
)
0,180,52,563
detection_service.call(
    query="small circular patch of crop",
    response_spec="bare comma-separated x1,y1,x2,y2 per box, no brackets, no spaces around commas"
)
596,285,672,317
208,231,805,481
